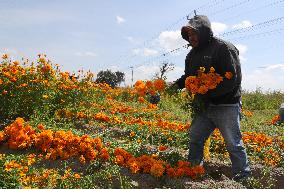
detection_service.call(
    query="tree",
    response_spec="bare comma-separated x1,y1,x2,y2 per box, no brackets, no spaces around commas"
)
154,61,175,80
96,69,125,87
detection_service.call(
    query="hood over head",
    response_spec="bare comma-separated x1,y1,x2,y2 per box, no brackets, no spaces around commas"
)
181,15,213,48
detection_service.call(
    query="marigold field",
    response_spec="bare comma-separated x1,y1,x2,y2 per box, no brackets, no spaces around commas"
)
1,54,284,189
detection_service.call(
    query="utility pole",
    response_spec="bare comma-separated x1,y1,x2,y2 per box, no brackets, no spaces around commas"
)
130,66,134,87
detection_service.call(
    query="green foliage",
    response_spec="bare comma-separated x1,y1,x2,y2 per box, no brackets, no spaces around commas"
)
242,88,284,110
96,69,125,88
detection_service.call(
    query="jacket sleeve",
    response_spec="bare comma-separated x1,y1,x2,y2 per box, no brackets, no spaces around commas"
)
207,44,239,98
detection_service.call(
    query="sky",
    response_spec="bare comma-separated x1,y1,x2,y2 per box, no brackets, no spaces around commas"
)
1,0,284,91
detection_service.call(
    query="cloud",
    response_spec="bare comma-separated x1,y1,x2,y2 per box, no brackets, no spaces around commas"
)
165,66,184,82
116,16,125,24
123,64,184,86
75,51,97,57
158,30,185,51
235,44,248,62
126,36,135,43
131,48,158,57
132,49,140,55
242,64,284,91
232,20,252,30
211,22,228,35
123,64,159,85
143,48,158,56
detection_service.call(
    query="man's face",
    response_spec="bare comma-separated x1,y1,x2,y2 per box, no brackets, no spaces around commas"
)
186,27,199,47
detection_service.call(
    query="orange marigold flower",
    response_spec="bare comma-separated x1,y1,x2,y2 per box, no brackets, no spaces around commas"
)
271,115,280,125
115,155,125,165
129,131,135,137
158,145,168,151
153,79,165,92
150,163,165,177
74,173,81,179
2,90,8,95
225,72,233,79
166,167,176,177
37,124,45,130
138,96,145,103
145,80,153,89
129,161,140,173
0,131,5,142
2,54,8,59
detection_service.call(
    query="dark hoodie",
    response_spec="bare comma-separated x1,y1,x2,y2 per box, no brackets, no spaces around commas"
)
176,15,242,105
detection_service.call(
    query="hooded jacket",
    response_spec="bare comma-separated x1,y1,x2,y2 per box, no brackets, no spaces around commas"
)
176,15,242,105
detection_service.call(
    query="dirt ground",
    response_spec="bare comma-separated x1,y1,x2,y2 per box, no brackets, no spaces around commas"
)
119,159,284,189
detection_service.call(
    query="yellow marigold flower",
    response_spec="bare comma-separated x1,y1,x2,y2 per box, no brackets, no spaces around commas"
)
199,67,206,72
0,79,3,85
209,67,215,73
204,137,211,161
42,94,49,99
79,155,86,164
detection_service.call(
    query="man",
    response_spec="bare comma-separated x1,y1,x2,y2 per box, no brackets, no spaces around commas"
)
174,15,251,181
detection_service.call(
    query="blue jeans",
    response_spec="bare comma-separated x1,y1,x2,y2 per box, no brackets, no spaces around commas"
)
188,103,250,177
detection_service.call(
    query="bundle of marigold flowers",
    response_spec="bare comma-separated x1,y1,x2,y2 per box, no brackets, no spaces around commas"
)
185,67,232,95
134,79,165,96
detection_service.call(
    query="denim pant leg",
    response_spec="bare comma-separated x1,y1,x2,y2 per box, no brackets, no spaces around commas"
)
207,104,250,177
188,113,215,165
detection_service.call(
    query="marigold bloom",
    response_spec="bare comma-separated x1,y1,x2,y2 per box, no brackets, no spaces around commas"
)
158,145,168,151
225,72,233,79
150,163,165,177
138,96,145,103
2,53,8,59
271,115,280,125
153,79,165,92
115,155,125,165
79,155,86,164
2,90,8,95
74,173,81,179
130,131,135,137
0,131,5,142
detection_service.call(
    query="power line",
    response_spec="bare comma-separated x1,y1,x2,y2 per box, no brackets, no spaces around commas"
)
116,0,258,67
207,0,252,17
227,28,284,41
115,0,229,66
131,16,284,67
220,0,284,22
217,16,284,37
